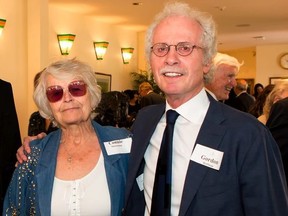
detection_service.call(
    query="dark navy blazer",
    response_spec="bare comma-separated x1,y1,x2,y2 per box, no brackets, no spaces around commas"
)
123,93,288,216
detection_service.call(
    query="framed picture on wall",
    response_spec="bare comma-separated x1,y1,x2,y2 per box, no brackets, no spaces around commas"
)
95,72,111,93
269,77,288,85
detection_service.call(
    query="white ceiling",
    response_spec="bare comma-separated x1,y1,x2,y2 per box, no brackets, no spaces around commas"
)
50,0,288,51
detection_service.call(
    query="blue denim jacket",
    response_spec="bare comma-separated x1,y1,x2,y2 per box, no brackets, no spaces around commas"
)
3,121,131,216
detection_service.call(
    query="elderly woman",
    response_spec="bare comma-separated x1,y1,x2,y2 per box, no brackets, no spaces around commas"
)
258,81,288,124
3,59,131,216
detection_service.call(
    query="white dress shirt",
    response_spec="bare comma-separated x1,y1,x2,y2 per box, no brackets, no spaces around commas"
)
144,88,210,215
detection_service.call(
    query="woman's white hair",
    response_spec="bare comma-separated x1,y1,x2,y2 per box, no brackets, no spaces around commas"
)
34,58,101,127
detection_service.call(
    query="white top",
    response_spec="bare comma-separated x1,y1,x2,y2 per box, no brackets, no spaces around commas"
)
144,88,210,216
51,153,111,216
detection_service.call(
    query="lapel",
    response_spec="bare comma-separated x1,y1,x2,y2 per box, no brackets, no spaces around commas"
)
178,95,227,216
125,104,165,200
36,131,61,215
95,122,127,215
101,152,123,216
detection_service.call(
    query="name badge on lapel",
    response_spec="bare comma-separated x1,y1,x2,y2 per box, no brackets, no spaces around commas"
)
191,144,224,170
104,137,132,155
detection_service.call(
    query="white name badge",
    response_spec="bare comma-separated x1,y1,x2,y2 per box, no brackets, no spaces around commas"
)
191,144,224,170
104,137,132,155
136,174,144,191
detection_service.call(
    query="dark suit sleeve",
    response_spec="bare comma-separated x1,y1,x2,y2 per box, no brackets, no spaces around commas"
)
140,96,150,108
239,128,288,215
140,92,165,108
0,80,22,212
266,98,288,187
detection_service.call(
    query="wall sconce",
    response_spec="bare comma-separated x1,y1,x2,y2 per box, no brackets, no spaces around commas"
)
57,34,76,55
94,41,109,60
121,48,134,64
0,18,6,36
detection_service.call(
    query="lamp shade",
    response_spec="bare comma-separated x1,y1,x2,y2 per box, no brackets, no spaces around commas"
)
0,18,6,36
94,41,109,60
57,34,76,55
121,47,134,64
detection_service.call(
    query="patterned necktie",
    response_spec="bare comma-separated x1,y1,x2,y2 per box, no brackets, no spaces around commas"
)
150,110,179,216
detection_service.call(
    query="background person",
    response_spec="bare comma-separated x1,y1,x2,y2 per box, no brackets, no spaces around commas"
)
0,79,21,213
123,89,141,128
248,84,275,118
28,70,57,136
266,97,288,187
253,83,264,99
258,81,288,124
205,52,243,101
122,2,288,215
228,79,255,113
93,91,130,128
138,81,165,108
124,89,140,116
4,59,131,215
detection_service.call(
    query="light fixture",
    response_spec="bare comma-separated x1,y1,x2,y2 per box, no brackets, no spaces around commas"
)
57,34,76,55
0,18,6,36
121,47,134,64
94,41,109,60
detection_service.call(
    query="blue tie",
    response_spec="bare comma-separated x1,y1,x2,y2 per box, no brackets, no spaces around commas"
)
150,110,179,216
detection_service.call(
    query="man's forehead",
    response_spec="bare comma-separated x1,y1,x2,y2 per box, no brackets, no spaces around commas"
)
217,63,238,73
152,16,202,43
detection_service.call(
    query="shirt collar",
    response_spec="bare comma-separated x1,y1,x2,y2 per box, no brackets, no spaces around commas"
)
166,88,210,123
204,87,218,100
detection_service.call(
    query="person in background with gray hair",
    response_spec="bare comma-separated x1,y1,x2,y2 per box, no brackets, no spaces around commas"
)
122,1,288,215
138,81,165,108
205,52,243,101
229,79,255,112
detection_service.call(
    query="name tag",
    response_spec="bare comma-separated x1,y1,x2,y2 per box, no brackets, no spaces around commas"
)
136,174,144,191
104,137,132,155
191,144,224,170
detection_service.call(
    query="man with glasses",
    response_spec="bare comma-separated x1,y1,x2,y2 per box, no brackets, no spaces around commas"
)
123,2,288,215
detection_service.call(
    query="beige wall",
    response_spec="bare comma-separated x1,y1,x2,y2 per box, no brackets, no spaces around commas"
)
0,0,28,139
256,44,288,86
0,0,138,139
48,4,138,91
226,45,288,87
225,48,256,80
137,31,147,71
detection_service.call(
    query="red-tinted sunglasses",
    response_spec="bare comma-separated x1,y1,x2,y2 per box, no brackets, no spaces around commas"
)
46,80,87,103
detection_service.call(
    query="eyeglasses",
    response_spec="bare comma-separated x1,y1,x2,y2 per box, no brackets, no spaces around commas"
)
46,80,87,103
151,42,202,57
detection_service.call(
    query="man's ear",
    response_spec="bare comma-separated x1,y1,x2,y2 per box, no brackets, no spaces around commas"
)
203,61,212,74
